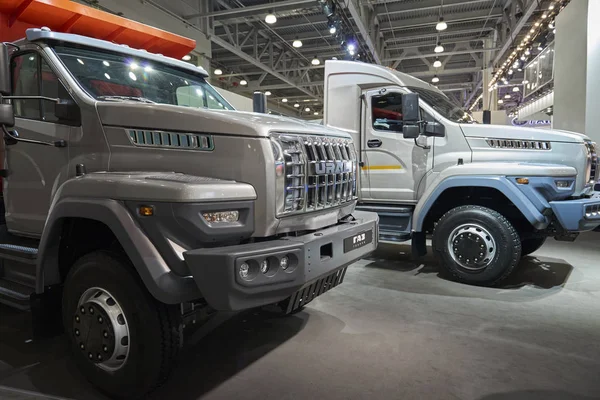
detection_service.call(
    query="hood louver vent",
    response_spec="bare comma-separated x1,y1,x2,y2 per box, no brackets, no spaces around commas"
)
127,129,213,151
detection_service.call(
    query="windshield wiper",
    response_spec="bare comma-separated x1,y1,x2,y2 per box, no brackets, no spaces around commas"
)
97,95,156,104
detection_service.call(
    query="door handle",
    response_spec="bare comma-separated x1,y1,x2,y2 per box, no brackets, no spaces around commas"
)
367,139,382,148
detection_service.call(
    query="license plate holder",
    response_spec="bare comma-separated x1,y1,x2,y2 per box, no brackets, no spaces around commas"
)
343,229,373,253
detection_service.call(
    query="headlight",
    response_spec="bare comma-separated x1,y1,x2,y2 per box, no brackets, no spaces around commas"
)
271,134,306,216
202,210,240,223
555,179,574,189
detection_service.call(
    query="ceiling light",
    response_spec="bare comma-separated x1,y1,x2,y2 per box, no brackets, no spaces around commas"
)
265,11,277,24
103,61,110,67
436,17,447,31
498,99,504,104
347,43,356,52
431,75,440,83
311,56,320,65
513,86,520,92
265,91,272,96
182,54,192,61
538,44,543,51
282,98,288,103
304,99,310,102
314,112,319,115
305,107,310,112
292,37,303,48
508,69,513,75
505,94,511,99
549,22,554,29
521,55,526,61
294,103,300,108
330,26,336,34
530,28,535,33
541,13,547,19
535,22,540,26
240,79,248,86
433,58,442,68
525,49,531,55
549,4,555,10
214,68,223,75
434,42,444,53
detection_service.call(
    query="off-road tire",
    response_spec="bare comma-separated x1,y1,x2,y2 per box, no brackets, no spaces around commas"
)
62,251,181,399
520,237,547,257
432,205,521,286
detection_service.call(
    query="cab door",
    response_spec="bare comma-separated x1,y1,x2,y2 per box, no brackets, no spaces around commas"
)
5,50,72,236
362,88,433,203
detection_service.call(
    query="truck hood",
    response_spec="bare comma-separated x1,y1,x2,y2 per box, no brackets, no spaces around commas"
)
459,124,589,143
96,102,350,138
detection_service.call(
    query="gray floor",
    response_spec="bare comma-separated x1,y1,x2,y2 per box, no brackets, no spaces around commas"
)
1,234,600,400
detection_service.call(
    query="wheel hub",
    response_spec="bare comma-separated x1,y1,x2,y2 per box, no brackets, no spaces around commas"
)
447,224,496,271
74,288,130,372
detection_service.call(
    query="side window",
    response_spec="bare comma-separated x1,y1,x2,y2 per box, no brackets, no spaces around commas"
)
11,53,71,123
372,92,403,132
11,53,40,119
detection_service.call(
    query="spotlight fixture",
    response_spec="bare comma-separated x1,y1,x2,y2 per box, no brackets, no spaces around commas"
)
265,91,272,96
265,11,277,24
214,68,223,75
433,58,442,68
513,86,520,92
434,42,444,53
292,37,303,48
294,103,300,108
505,94,511,99
305,107,310,112
498,99,504,104
311,56,321,66
436,17,447,31
431,75,440,83
240,79,248,86
281,98,288,103
182,54,192,61
314,112,319,115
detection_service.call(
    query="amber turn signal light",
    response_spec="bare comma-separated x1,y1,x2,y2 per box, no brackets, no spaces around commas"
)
139,205,154,216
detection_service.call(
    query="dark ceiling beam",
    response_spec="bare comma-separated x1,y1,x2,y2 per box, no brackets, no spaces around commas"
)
184,0,315,20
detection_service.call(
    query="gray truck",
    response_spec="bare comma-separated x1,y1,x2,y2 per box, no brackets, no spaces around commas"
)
323,60,600,286
0,28,379,398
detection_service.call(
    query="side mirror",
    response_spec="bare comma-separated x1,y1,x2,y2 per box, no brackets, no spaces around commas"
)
402,93,419,124
424,121,445,137
55,100,81,124
0,103,14,127
402,125,420,139
0,44,11,97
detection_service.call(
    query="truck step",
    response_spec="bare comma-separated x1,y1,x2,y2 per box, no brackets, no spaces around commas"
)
0,278,33,310
3,260,36,289
357,203,414,240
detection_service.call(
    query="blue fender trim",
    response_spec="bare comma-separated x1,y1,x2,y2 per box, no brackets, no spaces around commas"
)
414,176,549,231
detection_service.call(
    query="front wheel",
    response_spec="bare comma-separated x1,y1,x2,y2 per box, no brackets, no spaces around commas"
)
432,205,521,286
62,251,181,399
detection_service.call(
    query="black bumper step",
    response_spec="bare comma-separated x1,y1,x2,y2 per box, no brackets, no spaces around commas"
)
283,267,347,313
0,278,33,310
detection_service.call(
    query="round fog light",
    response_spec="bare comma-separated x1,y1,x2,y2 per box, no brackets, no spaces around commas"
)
239,263,250,279
260,260,269,274
280,256,289,270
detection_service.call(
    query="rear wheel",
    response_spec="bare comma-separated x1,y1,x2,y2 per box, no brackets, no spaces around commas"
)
520,237,547,257
432,205,521,286
62,251,181,399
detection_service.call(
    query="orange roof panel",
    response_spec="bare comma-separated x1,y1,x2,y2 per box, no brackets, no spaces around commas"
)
0,0,196,58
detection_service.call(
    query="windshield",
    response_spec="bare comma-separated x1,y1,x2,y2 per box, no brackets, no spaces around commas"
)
53,45,234,110
408,87,476,124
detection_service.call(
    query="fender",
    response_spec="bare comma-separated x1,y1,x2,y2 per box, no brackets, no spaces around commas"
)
413,163,578,232
36,197,202,304
36,172,257,304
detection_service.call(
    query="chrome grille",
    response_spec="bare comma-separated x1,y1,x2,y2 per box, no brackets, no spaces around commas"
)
486,138,551,150
585,141,598,185
272,134,357,215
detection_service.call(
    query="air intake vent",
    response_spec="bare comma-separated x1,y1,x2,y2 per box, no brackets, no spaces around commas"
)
486,139,551,150
127,130,213,150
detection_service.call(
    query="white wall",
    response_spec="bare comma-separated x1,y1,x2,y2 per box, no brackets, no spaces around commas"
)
553,0,588,135
215,88,253,112
585,0,600,143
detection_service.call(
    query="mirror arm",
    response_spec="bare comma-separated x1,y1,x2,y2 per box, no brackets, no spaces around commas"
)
2,125,66,147
413,138,430,150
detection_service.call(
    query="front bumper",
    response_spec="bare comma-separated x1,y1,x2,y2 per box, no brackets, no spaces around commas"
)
550,197,600,231
183,210,379,312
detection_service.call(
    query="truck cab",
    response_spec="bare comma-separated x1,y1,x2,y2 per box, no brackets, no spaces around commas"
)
324,60,600,286
0,3,379,396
